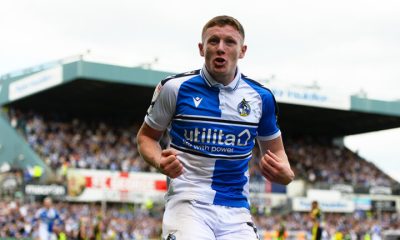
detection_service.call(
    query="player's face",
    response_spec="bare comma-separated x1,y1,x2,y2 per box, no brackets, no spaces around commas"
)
199,25,247,85
44,198,52,208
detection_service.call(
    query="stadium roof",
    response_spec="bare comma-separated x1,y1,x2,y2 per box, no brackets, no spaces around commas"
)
1,59,400,138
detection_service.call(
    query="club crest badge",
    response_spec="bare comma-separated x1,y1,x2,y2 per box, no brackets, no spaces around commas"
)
237,98,251,116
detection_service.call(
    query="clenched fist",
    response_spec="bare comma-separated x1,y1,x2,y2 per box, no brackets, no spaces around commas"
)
158,148,184,178
259,150,294,185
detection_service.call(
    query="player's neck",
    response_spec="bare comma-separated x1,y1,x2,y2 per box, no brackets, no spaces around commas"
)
206,66,237,86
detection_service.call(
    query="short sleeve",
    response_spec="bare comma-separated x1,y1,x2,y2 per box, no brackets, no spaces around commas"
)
257,92,281,141
144,80,177,131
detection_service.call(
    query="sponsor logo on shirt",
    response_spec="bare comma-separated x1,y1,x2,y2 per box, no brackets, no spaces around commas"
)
184,128,250,146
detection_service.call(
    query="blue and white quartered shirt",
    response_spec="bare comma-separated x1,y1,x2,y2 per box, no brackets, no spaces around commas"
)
34,207,62,238
145,66,280,209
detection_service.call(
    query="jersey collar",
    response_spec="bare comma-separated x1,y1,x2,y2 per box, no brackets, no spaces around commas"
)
200,65,241,91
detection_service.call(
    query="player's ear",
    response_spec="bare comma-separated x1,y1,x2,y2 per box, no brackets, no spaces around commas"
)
239,44,247,59
198,43,205,57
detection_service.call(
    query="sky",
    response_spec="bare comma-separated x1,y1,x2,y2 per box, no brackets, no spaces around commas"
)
0,0,399,181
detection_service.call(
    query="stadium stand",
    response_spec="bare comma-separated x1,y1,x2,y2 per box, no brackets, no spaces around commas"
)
1,59,400,239
284,137,398,189
6,107,399,191
6,108,149,173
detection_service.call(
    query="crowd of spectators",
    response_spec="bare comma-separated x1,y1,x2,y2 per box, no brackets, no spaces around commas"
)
5,108,399,189
249,137,398,189
2,108,400,239
1,198,399,239
7,108,157,173
0,198,162,239
284,137,398,188
254,210,400,240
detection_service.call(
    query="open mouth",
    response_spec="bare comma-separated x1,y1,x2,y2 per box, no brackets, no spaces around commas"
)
214,57,226,66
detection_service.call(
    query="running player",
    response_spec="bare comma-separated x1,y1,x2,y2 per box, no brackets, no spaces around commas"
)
137,15,294,240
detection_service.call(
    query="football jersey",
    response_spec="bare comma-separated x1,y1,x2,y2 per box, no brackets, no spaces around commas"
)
34,207,62,239
145,66,280,209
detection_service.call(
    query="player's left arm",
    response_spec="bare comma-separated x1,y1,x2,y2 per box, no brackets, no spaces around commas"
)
258,136,294,185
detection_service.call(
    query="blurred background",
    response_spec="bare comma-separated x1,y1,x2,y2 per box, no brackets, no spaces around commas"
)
0,1,399,239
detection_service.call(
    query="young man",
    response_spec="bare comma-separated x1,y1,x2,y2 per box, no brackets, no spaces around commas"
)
137,15,294,240
310,200,323,240
33,197,63,240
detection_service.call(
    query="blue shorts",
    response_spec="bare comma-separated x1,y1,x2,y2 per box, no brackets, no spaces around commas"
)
162,199,259,240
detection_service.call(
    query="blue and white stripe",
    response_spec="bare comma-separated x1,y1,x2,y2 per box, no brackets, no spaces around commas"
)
145,66,280,209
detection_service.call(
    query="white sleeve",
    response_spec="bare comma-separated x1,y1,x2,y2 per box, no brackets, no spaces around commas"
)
144,80,177,131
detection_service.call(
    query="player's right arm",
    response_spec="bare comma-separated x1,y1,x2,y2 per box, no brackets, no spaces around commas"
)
137,79,183,178
137,123,183,178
